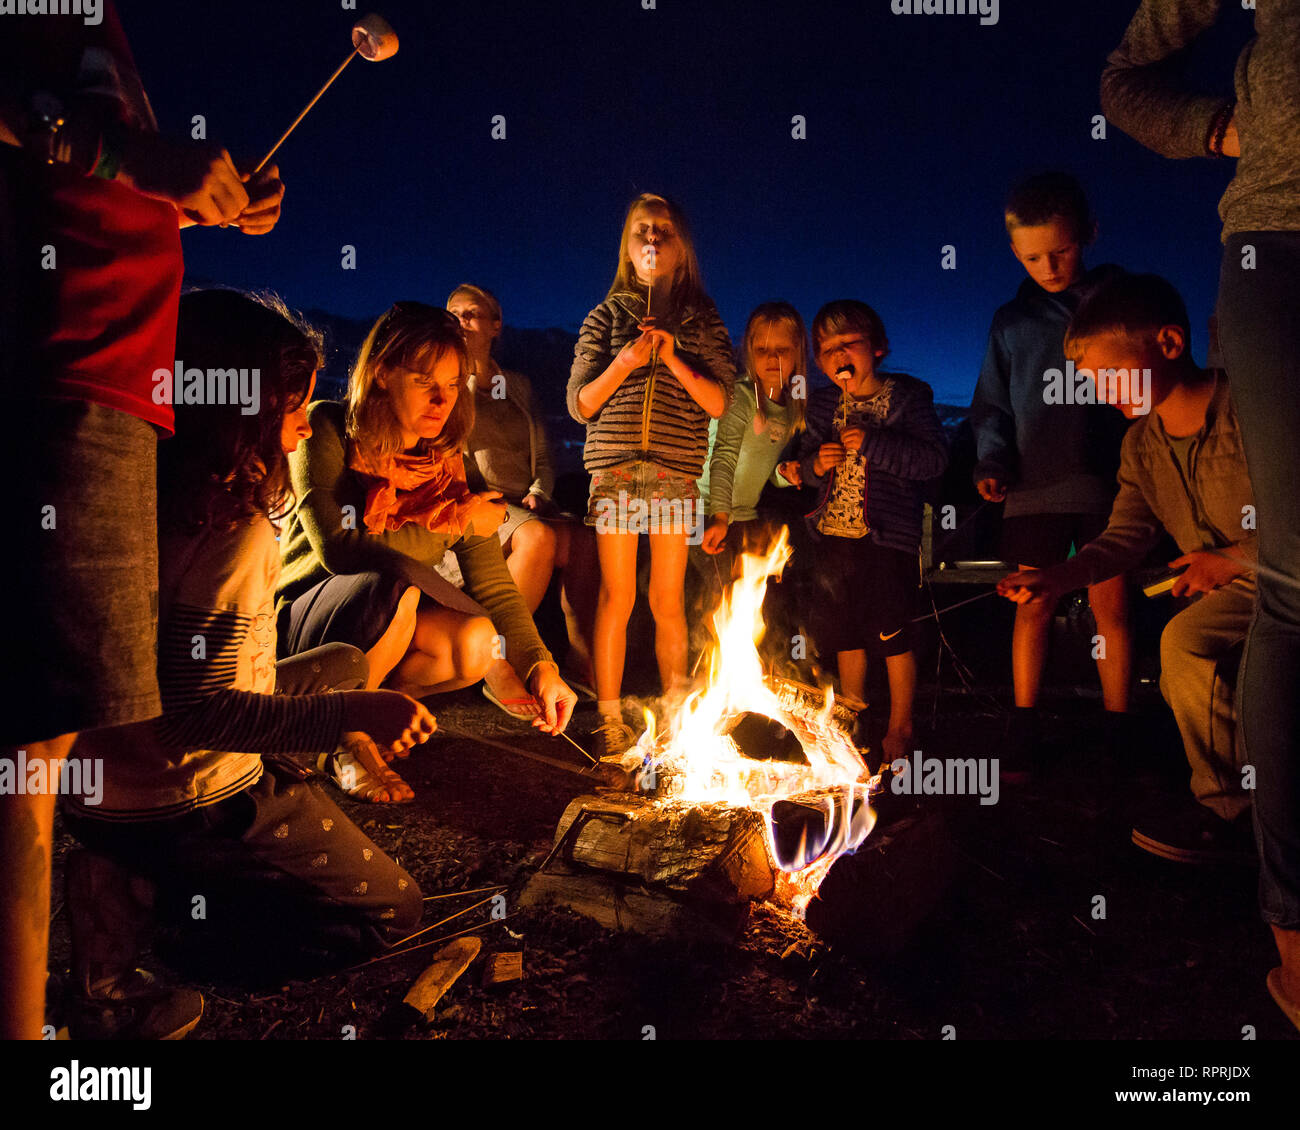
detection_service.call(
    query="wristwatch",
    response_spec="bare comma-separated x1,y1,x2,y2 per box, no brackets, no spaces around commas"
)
26,89,113,176
26,90,69,165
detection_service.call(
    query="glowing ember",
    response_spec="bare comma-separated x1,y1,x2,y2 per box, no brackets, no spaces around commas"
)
614,527,877,914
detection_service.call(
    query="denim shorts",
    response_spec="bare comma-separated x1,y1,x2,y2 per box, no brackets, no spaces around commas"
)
585,460,702,536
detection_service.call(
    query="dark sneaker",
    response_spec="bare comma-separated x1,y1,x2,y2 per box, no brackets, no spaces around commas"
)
68,968,204,1040
1131,802,1255,865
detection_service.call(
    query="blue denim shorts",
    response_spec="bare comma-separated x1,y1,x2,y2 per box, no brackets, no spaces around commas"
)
585,460,702,536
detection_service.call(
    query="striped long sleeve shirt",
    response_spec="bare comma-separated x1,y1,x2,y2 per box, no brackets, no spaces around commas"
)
567,292,736,477
69,515,346,821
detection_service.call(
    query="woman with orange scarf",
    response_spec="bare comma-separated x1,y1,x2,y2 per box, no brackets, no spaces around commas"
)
276,302,576,801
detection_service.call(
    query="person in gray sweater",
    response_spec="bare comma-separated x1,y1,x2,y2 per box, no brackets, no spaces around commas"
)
1101,0,1300,1032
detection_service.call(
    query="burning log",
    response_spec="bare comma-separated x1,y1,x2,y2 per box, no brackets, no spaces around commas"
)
519,794,775,941
725,711,806,765
769,786,871,871
802,804,958,957
552,795,775,900
525,529,883,937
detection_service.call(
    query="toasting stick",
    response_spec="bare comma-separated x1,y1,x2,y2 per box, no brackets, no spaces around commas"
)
253,13,400,175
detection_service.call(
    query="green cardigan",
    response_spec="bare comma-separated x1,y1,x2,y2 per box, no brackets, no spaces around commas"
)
697,381,798,524
277,400,554,681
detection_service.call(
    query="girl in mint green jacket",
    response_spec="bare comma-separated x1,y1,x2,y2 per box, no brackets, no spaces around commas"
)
698,302,809,558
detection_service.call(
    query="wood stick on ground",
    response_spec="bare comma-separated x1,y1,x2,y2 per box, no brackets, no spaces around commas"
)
387,892,501,951
337,916,515,973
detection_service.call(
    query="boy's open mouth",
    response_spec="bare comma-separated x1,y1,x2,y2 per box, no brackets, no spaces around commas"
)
836,364,855,379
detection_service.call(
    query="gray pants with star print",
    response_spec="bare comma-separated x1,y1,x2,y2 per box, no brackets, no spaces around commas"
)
64,646,423,962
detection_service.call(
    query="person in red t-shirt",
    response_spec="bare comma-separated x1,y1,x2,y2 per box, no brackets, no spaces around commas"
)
0,2,285,1039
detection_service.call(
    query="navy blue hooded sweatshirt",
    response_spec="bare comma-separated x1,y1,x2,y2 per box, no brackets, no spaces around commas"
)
969,265,1129,519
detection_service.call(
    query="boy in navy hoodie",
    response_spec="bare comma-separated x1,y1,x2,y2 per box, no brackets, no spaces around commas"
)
970,172,1132,774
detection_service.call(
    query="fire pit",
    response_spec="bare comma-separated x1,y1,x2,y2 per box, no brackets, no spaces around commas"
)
521,531,885,939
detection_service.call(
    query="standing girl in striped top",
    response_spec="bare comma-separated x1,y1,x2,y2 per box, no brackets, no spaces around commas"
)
567,194,736,756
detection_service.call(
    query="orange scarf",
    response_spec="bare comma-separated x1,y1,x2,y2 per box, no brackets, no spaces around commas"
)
347,441,480,536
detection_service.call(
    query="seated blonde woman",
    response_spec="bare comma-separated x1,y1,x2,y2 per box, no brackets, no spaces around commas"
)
276,301,576,802
448,283,597,691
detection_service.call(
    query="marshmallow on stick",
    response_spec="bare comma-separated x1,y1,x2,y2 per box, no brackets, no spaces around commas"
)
253,13,399,175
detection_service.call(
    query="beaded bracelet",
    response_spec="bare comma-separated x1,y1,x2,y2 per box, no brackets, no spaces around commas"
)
1206,101,1236,158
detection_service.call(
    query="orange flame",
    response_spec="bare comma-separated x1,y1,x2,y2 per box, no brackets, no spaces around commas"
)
633,526,876,915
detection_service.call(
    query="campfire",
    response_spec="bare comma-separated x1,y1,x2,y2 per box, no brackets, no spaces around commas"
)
524,528,880,935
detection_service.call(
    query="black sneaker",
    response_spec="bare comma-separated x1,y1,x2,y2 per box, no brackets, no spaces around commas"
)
68,968,204,1041
1131,801,1255,866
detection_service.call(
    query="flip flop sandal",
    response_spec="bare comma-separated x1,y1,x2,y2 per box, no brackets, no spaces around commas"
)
482,683,542,720
317,749,414,805
1267,967,1300,1034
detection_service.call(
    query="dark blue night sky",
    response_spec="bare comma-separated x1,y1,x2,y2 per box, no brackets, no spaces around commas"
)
124,0,1252,405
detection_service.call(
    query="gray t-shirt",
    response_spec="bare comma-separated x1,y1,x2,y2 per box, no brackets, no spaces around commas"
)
1164,427,1219,549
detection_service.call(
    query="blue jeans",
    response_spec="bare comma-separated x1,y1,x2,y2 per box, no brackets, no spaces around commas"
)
1218,232,1300,927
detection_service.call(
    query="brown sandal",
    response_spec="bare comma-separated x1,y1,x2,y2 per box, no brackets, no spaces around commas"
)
318,740,414,804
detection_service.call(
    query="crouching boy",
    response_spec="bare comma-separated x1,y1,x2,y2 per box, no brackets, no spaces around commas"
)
999,274,1256,863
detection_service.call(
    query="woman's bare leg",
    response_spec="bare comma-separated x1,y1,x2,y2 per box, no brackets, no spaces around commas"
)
502,520,557,613
593,531,639,704
364,586,421,689
647,532,690,692
387,607,498,697
557,522,598,685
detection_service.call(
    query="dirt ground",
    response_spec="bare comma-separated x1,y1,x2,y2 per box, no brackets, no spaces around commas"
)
45,676,1299,1042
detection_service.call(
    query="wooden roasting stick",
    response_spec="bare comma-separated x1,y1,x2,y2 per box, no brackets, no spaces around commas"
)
437,725,598,777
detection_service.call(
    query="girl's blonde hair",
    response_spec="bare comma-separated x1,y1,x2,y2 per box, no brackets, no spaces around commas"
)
741,301,809,436
346,301,474,459
607,192,705,314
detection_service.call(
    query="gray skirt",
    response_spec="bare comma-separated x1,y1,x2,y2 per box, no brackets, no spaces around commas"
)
7,400,160,745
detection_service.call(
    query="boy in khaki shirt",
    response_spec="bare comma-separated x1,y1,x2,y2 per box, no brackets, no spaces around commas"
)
999,274,1255,865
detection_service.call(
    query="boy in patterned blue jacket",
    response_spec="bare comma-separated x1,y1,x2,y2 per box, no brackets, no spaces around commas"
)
797,301,948,762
